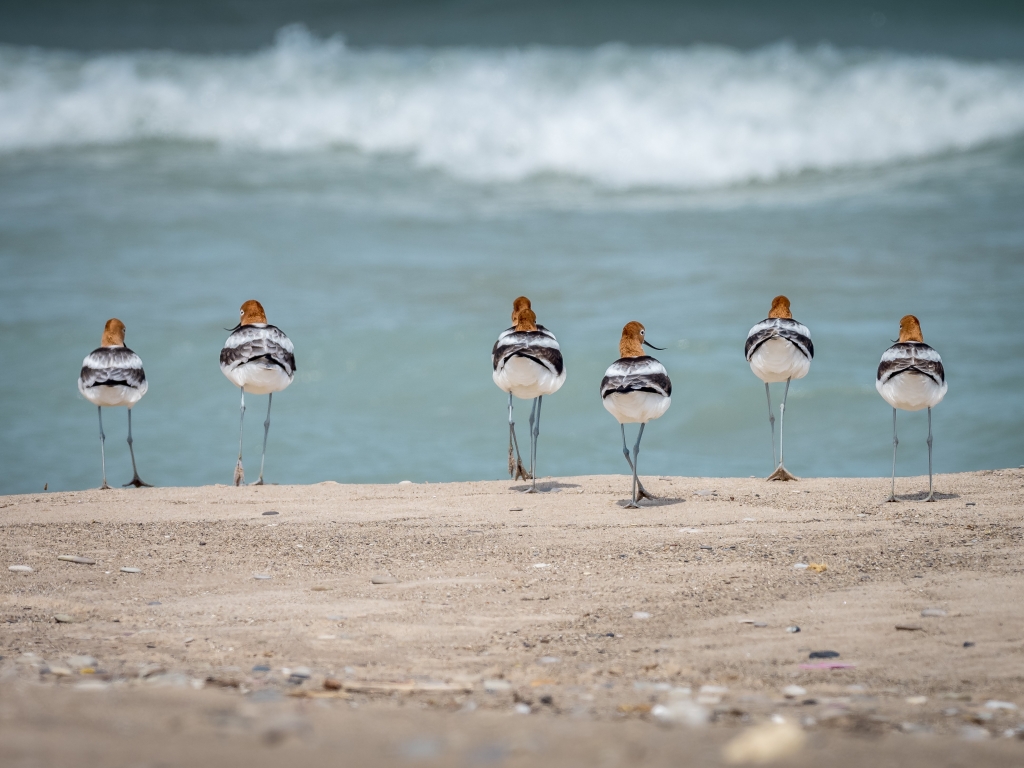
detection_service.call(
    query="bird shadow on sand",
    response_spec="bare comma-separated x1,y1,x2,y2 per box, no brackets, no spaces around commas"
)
616,497,687,508
508,481,581,493
888,491,960,502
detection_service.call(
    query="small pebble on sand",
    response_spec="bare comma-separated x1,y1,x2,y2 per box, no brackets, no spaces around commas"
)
632,611,651,620
371,575,398,584
119,567,141,574
921,608,947,617
786,626,801,633
253,574,272,580
53,614,76,623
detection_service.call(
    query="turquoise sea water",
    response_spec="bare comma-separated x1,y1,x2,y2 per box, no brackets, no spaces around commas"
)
1,20,1023,494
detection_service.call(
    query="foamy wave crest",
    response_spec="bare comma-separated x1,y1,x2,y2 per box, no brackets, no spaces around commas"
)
3,25,1024,187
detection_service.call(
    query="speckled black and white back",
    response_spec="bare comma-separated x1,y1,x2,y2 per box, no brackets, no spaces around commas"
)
220,323,296,395
78,346,148,407
491,325,566,399
876,341,947,411
600,356,672,424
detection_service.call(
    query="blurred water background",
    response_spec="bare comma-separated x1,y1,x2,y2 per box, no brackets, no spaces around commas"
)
1,1,1023,494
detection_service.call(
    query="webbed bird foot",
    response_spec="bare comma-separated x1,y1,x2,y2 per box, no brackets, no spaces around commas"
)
99,482,112,490
767,465,799,482
509,445,531,481
123,476,152,488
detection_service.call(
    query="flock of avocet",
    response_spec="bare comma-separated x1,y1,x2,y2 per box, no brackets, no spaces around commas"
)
78,295,947,504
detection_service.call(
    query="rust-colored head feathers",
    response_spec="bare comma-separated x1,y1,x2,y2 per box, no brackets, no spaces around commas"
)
768,295,792,319
511,296,537,332
898,314,924,343
240,299,268,326
100,318,126,347
619,321,647,358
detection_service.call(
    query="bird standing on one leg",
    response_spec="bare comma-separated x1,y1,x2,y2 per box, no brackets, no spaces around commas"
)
876,314,947,502
220,300,295,486
744,295,813,481
600,321,672,508
78,318,151,489
492,296,566,492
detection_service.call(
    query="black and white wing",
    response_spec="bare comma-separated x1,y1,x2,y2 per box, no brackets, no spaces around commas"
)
79,346,147,390
492,325,564,377
220,324,296,376
744,318,814,361
600,356,672,399
876,342,944,386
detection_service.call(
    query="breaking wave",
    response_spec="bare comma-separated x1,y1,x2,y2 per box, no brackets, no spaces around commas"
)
2,24,1024,188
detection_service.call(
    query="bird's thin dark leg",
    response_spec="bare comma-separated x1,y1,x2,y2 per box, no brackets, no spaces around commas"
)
122,408,152,487
97,406,110,490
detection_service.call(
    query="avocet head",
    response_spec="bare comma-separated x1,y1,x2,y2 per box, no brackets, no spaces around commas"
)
768,295,792,319
232,299,268,330
898,314,924,343
619,321,665,358
101,318,126,347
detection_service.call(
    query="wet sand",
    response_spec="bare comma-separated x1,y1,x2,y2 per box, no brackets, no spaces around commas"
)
2,470,1023,766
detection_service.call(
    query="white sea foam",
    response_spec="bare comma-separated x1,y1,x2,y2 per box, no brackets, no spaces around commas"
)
2,25,1024,188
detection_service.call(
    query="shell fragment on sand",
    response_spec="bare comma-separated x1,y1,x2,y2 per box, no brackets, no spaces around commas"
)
921,608,948,617
119,567,142,574
58,555,96,565
799,662,856,670
53,614,76,623
341,680,472,694
8,565,33,573
370,575,398,584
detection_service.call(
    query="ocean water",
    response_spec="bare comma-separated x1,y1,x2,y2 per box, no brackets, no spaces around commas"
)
1,17,1023,494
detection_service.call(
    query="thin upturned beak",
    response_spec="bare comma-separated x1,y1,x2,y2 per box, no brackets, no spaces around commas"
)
225,322,242,332
643,339,666,351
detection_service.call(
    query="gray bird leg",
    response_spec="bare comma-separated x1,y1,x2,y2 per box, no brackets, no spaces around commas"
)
530,396,543,492
887,407,899,502
97,406,110,490
123,407,152,487
524,397,540,493
779,377,790,468
507,393,529,481
254,392,272,486
925,406,935,502
625,422,647,509
234,387,245,486
765,382,777,470
620,424,655,501
766,378,798,481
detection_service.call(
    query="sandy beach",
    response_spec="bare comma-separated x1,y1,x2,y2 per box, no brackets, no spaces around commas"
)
2,469,1024,766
